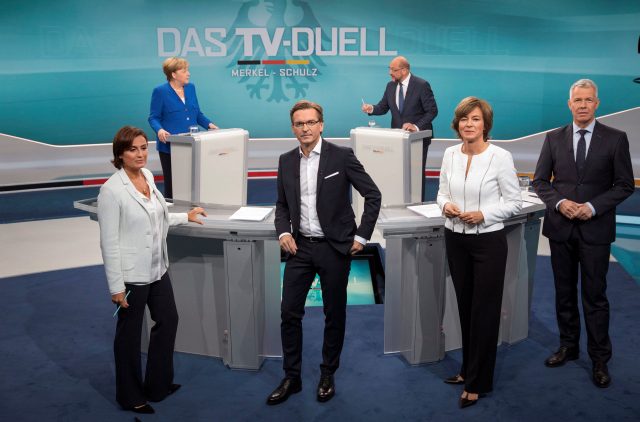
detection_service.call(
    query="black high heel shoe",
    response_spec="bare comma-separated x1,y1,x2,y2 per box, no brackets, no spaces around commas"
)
131,403,155,414
444,375,465,385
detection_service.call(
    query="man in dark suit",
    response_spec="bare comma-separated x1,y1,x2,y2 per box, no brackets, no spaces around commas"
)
361,55,438,200
533,79,634,388
266,100,381,405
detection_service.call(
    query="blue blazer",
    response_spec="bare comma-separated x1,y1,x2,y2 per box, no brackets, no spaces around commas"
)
370,74,438,132
148,82,213,154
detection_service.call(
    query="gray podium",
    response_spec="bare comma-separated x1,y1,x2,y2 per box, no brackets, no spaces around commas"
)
169,128,248,205
75,199,281,370
351,127,432,219
376,201,544,365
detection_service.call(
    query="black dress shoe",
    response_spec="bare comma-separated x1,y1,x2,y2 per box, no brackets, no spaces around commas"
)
592,362,611,388
266,378,302,405
544,346,579,367
444,375,465,385
131,403,155,414
317,374,335,402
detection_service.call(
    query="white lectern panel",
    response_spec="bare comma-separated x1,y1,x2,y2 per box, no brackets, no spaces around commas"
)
170,129,248,206
351,127,431,222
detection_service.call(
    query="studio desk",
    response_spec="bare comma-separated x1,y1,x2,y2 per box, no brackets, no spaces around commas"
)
75,199,281,370
76,198,544,369
377,202,545,365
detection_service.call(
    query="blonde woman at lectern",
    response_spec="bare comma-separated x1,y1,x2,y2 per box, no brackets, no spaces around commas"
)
97,126,206,415
148,57,218,198
436,97,522,409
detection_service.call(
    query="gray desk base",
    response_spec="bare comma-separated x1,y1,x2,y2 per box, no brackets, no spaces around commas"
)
380,206,543,365
141,235,282,370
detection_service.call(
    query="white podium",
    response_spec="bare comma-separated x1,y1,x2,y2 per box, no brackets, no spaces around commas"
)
351,128,432,220
169,129,248,205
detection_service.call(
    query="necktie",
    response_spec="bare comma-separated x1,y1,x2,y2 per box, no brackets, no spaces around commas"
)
398,83,404,114
576,129,588,178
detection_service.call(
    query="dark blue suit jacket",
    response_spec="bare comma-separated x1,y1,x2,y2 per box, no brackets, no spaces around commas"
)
275,140,381,256
370,74,438,131
148,82,213,154
533,121,634,244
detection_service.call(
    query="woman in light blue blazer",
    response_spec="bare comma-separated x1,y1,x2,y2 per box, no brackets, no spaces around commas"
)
98,126,206,414
148,57,218,198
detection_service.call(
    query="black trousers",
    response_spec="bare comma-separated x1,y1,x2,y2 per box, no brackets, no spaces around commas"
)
445,228,507,394
549,227,612,363
421,138,431,202
158,151,172,199
280,237,352,379
114,272,179,409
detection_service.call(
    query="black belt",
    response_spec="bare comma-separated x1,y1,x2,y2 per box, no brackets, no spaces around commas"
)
300,235,326,243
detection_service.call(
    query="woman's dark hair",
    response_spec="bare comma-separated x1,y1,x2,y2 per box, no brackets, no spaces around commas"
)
111,126,148,169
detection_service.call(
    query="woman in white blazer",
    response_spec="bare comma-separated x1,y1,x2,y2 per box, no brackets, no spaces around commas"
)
437,97,522,408
98,126,206,414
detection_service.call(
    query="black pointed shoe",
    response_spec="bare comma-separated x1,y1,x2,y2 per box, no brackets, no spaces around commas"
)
459,397,478,409
592,362,611,388
544,346,579,367
131,403,155,414
317,374,335,402
266,378,302,405
444,374,465,385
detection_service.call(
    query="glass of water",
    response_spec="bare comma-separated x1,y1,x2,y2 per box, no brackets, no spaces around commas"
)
518,176,530,191
368,120,376,128
189,125,199,134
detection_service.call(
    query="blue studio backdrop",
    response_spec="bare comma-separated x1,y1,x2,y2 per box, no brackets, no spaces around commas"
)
1,0,639,145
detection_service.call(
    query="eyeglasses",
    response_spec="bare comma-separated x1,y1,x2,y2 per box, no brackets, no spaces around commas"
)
389,67,406,72
292,120,321,129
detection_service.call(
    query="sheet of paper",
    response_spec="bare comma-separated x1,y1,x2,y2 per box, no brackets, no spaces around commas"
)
407,204,443,218
521,191,544,205
228,206,274,221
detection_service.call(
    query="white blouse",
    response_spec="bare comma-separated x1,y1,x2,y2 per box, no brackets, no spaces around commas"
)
135,186,167,282
437,143,522,234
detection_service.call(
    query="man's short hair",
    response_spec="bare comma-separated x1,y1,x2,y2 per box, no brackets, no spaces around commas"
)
111,126,148,169
289,100,324,123
162,57,189,82
569,79,598,99
451,96,493,141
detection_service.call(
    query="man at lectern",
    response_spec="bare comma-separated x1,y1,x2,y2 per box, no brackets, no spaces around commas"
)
267,100,381,405
361,55,438,200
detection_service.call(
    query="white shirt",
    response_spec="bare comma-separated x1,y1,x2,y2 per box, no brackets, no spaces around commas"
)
437,143,522,234
572,120,595,161
396,73,410,111
135,186,167,282
554,120,597,215
299,139,325,237
279,138,367,245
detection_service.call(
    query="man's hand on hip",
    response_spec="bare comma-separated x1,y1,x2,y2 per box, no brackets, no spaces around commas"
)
279,234,298,255
349,240,364,255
